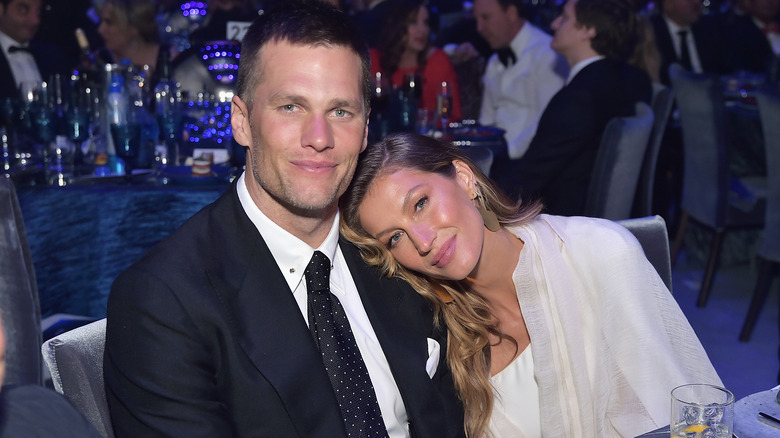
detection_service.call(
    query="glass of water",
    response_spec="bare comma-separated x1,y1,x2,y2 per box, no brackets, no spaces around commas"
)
671,383,734,438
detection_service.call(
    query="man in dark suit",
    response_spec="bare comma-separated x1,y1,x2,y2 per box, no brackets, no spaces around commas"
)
651,0,730,85
0,0,68,101
103,2,465,438
494,0,652,216
726,0,779,74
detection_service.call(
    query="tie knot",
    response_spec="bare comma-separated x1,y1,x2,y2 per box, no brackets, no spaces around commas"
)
496,47,516,67
305,251,331,293
8,45,32,54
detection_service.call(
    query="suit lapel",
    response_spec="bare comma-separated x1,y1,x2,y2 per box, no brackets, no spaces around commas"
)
205,186,347,437
340,240,450,436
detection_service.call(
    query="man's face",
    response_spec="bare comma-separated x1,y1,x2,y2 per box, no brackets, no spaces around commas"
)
231,40,368,224
0,0,41,44
550,0,591,58
473,0,521,49
664,0,703,27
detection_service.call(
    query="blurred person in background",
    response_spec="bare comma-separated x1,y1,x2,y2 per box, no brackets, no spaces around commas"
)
0,0,68,100
371,0,462,121
97,0,160,71
498,0,652,215
474,0,567,164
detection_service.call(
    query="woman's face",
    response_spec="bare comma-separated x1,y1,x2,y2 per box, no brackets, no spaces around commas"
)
357,161,486,281
405,6,430,54
97,3,132,55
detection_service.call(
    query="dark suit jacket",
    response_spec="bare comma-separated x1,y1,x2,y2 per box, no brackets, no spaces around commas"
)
0,39,70,101
104,180,465,438
0,384,102,438
724,15,775,74
651,13,731,85
495,58,651,216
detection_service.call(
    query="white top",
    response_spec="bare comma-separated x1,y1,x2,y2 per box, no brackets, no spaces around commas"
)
479,23,567,159
236,173,409,438
505,215,722,437
489,346,541,438
0,31,42,91
662,16,704,73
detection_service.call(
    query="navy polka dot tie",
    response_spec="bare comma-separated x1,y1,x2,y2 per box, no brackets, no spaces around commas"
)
305,251,389,438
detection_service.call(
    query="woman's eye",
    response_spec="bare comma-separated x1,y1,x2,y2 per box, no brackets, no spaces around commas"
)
387,232,403,248
414,196,428,211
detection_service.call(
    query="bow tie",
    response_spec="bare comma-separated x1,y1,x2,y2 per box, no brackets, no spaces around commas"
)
8,45,32,54
496,47,516,67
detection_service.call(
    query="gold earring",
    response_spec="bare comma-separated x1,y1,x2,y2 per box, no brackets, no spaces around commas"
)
473,183,500,232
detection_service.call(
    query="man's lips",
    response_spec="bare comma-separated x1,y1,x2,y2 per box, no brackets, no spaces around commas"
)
291,160,337,173
432,236,455,268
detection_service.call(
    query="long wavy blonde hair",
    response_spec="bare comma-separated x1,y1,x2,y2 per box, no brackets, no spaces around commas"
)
340,133,542,437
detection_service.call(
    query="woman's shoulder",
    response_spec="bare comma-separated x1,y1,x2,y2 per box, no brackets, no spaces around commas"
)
535,214,641,254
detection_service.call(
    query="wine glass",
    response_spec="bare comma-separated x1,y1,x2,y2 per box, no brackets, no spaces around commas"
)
111,122,142,181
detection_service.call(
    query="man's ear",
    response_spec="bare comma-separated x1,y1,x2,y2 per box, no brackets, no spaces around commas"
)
231,96,251,147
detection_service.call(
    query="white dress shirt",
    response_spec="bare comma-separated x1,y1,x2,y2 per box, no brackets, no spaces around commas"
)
663,16,704,73
0,31,42,92
236,173,409,438
479,22,567,159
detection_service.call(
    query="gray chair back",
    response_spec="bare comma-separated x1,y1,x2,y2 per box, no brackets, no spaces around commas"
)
635,84,675,217
756,88,780,262
0,178,42,386
668,63,731,228
41,318,114,438
617,215,673,292
585,101,654,220
459,145,493,177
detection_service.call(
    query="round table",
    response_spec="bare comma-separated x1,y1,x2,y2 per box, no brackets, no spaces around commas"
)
734,385,780,437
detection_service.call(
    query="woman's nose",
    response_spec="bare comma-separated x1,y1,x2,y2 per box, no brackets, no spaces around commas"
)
409,225,435,254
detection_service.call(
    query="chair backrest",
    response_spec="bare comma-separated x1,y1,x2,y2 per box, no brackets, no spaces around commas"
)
635,84,675,217
755,88,780,262
0,178,42,386
668,63,730,227
617,215,673,292
41,318,114,438
585,101,655,220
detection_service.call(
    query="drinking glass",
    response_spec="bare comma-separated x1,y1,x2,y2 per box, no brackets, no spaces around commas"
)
111,123,142,181
671,383,734,438
369,72,391,141
436,81,453,136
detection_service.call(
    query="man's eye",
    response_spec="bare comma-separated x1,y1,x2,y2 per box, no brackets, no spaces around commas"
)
282,104,296,111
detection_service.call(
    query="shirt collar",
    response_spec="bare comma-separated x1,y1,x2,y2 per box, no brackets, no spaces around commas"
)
0,31,28,56
236,172,341,291
566,55,604,84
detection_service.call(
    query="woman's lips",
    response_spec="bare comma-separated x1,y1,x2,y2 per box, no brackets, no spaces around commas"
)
432,236,455,268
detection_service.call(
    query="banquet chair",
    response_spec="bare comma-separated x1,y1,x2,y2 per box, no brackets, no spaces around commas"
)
634,84,675,217
668,63,765,307
739,88,780,342
584,101,654,220
617,215,673,292
0,178,43,387
459,145,493,177
41,318,114,438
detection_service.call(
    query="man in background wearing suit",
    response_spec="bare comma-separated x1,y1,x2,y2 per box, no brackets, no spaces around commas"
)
496,0,652,216
651,0,729,85
104,2,465,438
0,0,67,101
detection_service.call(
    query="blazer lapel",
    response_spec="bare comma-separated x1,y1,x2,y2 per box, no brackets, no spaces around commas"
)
205,187,347,437
340,240,451,436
